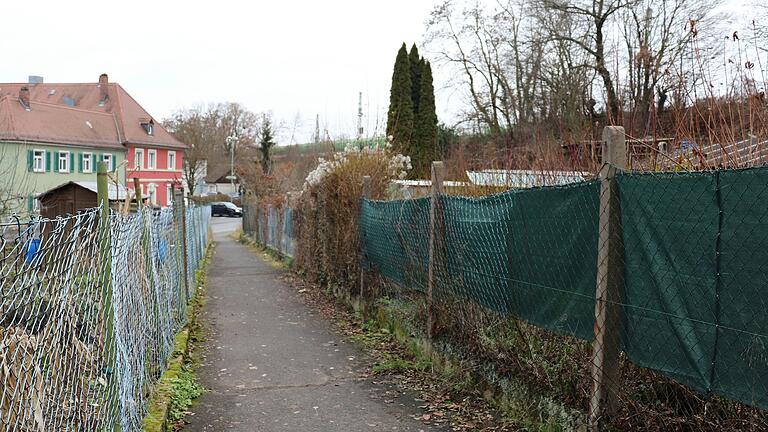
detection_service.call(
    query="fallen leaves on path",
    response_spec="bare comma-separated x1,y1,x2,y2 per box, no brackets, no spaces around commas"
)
281,273,519,432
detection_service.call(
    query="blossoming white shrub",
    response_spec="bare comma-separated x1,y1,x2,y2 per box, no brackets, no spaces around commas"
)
303,142,411,190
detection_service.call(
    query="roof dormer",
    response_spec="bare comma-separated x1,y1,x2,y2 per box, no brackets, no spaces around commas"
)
141,118,154,136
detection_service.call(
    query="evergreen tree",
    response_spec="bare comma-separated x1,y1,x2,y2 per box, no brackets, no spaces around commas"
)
258,115,276,175
408,44,423,115
413,61,438,179
386,43,414,154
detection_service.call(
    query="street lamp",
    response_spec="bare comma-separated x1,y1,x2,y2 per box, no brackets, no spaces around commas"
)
225,134,238,196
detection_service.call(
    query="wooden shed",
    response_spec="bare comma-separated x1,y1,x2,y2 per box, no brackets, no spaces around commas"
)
37,181,132,219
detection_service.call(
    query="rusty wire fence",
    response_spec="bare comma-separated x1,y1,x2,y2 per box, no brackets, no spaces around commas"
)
0,204,209,431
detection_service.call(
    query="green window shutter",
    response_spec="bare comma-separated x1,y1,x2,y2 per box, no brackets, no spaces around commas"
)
78,153,83,173
69,152,74,173
45,151,51,172
27,150,33,172
54,152,60,172
27,195,33,212
110,153,115,171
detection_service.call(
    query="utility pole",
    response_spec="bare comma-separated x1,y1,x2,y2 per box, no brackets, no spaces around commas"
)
314,114,320,145
357,91,364,148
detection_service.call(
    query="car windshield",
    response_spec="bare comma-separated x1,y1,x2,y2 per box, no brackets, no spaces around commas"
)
223,202,238,209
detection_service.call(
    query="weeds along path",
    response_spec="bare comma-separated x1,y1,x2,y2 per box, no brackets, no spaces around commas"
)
185,227,443,431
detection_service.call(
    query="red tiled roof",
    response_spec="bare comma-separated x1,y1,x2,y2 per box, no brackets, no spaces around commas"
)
0,79,186,149
0,95,123,149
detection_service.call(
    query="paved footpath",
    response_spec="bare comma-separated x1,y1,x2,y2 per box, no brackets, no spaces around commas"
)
185,226,443,432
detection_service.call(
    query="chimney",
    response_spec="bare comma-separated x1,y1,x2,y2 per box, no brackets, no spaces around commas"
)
19,87,31,110
98,73,109,102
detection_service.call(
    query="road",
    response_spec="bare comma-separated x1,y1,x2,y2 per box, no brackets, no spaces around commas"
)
185,219,442,431
209,215,242,235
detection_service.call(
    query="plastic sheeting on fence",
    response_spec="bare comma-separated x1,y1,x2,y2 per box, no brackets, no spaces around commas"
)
618,168,768,411
360,166,768,411
361,181,600,341
0,204,210,431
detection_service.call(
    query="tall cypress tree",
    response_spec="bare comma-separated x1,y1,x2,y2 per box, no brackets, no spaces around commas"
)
413,61,438,179
408,44,423,115
386,43,414,154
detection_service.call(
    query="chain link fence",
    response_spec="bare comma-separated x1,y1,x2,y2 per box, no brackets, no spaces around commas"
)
242,201,295,258
243,127,768,429
354,138,768,429
0,204,209,431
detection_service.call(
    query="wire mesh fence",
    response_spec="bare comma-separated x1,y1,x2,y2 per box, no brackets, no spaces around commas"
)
355,149,768,428
242,201,295,258
243,126,768,429
0,204,209,431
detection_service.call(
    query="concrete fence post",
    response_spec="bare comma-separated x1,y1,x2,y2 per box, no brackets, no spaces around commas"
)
589,126,627,429
359,176,372,299
427,161,445,339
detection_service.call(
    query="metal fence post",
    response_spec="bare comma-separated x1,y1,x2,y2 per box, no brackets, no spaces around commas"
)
589,126,627,429
427,161,445,339
97,161,121,431
360,176,371,299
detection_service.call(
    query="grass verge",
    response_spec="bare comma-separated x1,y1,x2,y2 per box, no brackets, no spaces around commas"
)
142,244,213,432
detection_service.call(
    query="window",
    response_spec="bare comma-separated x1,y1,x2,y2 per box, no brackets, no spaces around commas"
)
167,151,176,170
33,150,45,172
148,184,157,205
58,151,70,173
28,194,40,213
82,153,93,173
147,149,157,170
134,149,144,170
167,185,173,205
103,154,114,171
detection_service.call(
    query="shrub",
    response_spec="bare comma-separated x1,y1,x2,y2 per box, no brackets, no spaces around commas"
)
294,143,410,290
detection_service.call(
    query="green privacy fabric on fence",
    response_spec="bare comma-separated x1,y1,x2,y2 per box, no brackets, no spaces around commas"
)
714,167,768,409
360,197,431,291
505,182,600,340
440,181,600,340
617,172,719,395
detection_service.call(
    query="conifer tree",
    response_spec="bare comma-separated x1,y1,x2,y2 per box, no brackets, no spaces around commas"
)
258,115,276,175
386,43,414,154
409,44,423,115
413,61,438,179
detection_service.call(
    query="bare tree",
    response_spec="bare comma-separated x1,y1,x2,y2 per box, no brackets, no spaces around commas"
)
619,0,716,135
163,102,261,195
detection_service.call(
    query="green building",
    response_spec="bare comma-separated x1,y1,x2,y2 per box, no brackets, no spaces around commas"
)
0,85,126,217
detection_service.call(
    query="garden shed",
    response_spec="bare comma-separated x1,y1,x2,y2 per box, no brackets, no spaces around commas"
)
37,181,132,218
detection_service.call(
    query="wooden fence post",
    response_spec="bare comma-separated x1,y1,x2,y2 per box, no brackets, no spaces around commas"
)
589,126,627,429
427,161,445,339
359,176,372,299
177,188,190,300
97,161,121,431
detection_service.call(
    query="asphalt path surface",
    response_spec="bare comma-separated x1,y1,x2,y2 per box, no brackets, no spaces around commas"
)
185,217,442,431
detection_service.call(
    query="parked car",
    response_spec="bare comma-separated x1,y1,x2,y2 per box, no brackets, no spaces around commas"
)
211,202,242,217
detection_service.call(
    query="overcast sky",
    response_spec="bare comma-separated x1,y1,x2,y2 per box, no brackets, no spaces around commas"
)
1,0,436,144
1,0,754,145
